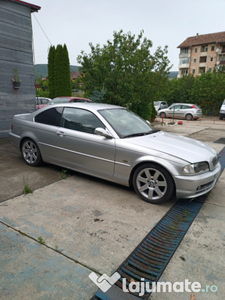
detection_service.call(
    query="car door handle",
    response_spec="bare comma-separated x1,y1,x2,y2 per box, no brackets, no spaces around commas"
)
56,130,65,137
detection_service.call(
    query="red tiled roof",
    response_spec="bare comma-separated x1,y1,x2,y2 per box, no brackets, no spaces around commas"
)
10,0,41,12
177,31,225,48
71,71,81,80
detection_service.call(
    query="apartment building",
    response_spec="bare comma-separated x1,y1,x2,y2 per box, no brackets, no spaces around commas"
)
177,31,225,78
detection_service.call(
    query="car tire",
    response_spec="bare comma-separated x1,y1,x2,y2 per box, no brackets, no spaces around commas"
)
185,114,193,121
160,112,166,118
132,163,174,204
21,138,42,166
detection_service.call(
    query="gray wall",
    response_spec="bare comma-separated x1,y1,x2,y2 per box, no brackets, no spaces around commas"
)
0,0,36,138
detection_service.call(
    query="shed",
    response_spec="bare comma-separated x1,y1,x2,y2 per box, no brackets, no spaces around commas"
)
0,0,41,138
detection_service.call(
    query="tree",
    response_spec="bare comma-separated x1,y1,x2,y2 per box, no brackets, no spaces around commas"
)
161,72,225,115
48,45,56,99
48,44,71,98
77,30,172,120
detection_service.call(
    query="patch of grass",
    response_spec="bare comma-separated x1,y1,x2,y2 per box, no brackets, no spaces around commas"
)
60,169,68,179
23,178,33,194
37,236,45,244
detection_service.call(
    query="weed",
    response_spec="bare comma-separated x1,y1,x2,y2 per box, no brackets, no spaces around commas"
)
37,236,45,244
23,178,33,194
60,169,67,179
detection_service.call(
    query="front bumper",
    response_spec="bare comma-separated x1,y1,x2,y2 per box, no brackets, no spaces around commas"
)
174,162,221,199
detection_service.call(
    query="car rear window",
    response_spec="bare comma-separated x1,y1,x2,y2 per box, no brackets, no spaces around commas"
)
35,107,63,126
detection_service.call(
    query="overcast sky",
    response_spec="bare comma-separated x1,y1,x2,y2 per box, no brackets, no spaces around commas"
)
31,0,225,71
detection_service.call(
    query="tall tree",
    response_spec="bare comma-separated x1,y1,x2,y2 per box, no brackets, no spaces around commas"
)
48,44,71,98
77,30,171,119
48,45,56,99
63,44,72,96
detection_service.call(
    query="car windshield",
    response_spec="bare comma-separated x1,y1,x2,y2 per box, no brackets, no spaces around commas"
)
99,108,157,138
154,101,159,106
50,97,70,104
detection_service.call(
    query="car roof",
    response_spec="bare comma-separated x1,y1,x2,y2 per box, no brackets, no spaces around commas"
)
36,97,51,100
170,103,195,105
32,102,122,116
52,96,91,100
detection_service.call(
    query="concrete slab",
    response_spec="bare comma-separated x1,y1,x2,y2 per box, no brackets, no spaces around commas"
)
0,138,62,203
0,223,97,300
0,176,176,276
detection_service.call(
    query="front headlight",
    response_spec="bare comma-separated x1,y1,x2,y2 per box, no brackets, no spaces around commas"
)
182,162,209,175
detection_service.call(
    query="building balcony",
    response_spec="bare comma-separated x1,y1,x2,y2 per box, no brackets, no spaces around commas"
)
199,62,207,67
178,63,190,68
217,49,225,55
200,51,208,56
179,52,190,59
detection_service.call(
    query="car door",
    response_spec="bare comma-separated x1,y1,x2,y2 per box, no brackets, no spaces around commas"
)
180,105,190,118
167,104,180,118
173,104,183,119
34,107,64,163
57,107,115,177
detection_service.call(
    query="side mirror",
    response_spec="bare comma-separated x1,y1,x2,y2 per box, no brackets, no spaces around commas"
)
94,127,113,139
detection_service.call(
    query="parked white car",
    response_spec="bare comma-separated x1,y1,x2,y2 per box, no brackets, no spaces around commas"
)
219,99,225,120
36,97,51,110
154,101,168,111
158,103,202,120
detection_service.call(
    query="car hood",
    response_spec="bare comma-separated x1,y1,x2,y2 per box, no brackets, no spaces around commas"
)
127,131,217,163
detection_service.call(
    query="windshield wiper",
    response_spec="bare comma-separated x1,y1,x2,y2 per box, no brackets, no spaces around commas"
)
123,129,160,139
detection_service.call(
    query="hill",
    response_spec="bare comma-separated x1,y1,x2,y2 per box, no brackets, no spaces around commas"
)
169,71,178,79
35,64,79,79
35,64,178,80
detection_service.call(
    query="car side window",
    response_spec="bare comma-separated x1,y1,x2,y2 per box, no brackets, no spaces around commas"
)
71,99,88,103
42,99,49,105
35,107,63,126
170,105,181,110
181,105,191,109
61,108,105,134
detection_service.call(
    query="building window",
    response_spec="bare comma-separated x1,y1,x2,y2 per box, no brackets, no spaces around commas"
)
209,68,212,73
200,56,207,63
179,58,190,65
199,67,205,73
195,48,198,53
192,69,195,74
211,45,215,51
210,57,213,62
180,48,189,54
181,69,188,75
193,58,197,63
201,45,208,52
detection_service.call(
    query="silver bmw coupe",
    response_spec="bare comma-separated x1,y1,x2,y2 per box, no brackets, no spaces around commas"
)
10,103,221,204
